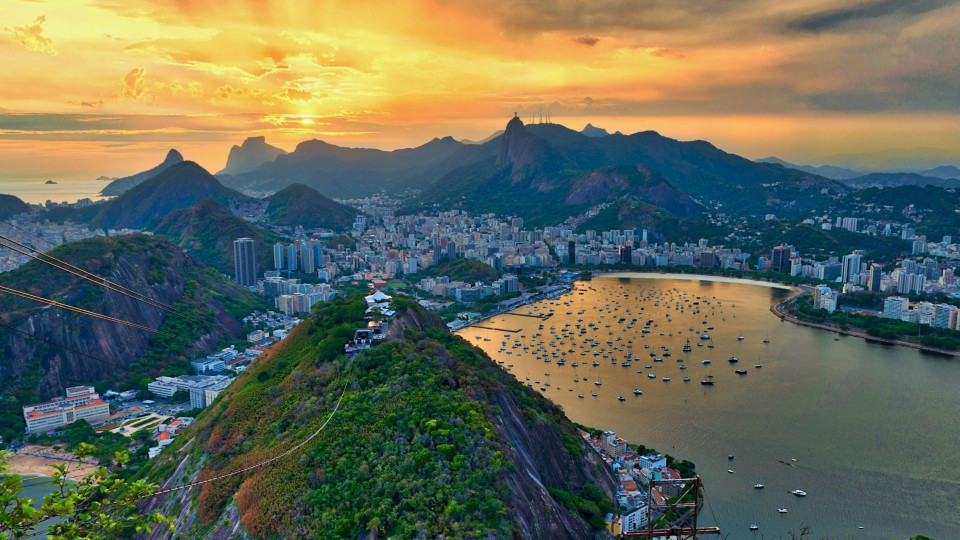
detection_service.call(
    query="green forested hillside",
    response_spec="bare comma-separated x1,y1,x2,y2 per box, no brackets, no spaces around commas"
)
155,197,285,275
416,258,502,283
264,183,360,231
141,296,615,538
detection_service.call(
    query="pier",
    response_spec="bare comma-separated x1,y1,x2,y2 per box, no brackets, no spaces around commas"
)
471,325,520,333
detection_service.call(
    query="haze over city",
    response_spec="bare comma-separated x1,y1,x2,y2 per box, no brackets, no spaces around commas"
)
3,0,960,182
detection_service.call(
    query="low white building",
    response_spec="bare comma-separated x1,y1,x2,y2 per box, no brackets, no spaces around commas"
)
22,386,111,434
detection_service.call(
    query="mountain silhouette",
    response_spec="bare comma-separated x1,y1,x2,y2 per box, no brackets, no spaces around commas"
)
100,149,184,196
216,136,287,176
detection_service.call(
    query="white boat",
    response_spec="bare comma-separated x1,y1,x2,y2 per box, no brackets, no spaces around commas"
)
777,508,788,514
662,377,670,382
633,389,642,395
749,524,758,531
789,489,807,497
648,373,656,379
754,483,764,489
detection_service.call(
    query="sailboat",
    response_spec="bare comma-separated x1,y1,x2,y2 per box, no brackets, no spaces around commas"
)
700,374,715,386
738,330,745,341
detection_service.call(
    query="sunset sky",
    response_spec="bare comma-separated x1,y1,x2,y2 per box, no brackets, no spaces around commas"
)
3,0,960,182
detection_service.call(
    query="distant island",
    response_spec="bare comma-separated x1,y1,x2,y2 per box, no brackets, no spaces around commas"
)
44,180,57,184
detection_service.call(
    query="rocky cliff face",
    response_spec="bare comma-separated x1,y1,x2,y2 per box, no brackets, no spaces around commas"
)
495,391,617,539
495,115,548,173
0,236,256,401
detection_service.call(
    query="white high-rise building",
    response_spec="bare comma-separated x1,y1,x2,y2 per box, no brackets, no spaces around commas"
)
882,296,909,319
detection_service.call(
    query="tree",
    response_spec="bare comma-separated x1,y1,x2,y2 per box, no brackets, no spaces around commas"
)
0,443,173,539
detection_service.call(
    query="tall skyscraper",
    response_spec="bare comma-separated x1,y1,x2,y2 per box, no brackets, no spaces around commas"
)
287,243,298,272
273,242,285,270
841,252,862,284
568,240,576,265
868,263,882,292
233,238,256,287
771,244,793,273
299,241,315,274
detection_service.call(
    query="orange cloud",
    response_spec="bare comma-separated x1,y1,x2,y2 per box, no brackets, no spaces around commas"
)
6,15,57,56
118,68,146,99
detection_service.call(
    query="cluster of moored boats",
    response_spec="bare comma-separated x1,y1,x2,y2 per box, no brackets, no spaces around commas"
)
474,283,770,400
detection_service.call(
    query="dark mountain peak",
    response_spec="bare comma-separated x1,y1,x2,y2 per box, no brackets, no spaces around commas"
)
90,161,247,230
0,193,30,219
581,123,610,137
920,165,960,179
217,137,286,176
292,139,336,154
163,149,184,164
191,196,226,214
101,148,186,196
496,115,544,168
265,182,359,230
272,182,318,197
420,135,462,149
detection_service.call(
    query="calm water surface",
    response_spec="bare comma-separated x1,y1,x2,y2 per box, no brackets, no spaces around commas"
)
457,274,960,539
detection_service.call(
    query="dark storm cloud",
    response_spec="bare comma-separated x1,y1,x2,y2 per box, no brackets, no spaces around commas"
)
572,36,600,46
787,0,957,32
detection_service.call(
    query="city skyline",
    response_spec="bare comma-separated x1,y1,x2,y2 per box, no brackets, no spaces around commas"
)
3,0,960,183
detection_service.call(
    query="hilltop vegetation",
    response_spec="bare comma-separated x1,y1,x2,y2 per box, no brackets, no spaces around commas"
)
264,183,360,231
415,258,502,284
141,296,615,538
577,195,722,244
155,197,286,276
747,223,909,262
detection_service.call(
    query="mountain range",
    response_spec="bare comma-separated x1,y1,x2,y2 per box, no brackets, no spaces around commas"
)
409,116,841,227
47,161,360,236
220,135,498,197
758,156,960,187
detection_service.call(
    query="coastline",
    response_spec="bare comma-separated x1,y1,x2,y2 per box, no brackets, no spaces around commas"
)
596,271,794,290
5,445,100,480
772,286,960,357
456,269,960,358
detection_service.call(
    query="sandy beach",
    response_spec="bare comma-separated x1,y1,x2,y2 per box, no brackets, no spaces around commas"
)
5,445,100,480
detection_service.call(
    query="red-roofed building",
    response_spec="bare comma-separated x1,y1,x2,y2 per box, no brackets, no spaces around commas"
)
22,386,110,434
158,431,172,446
